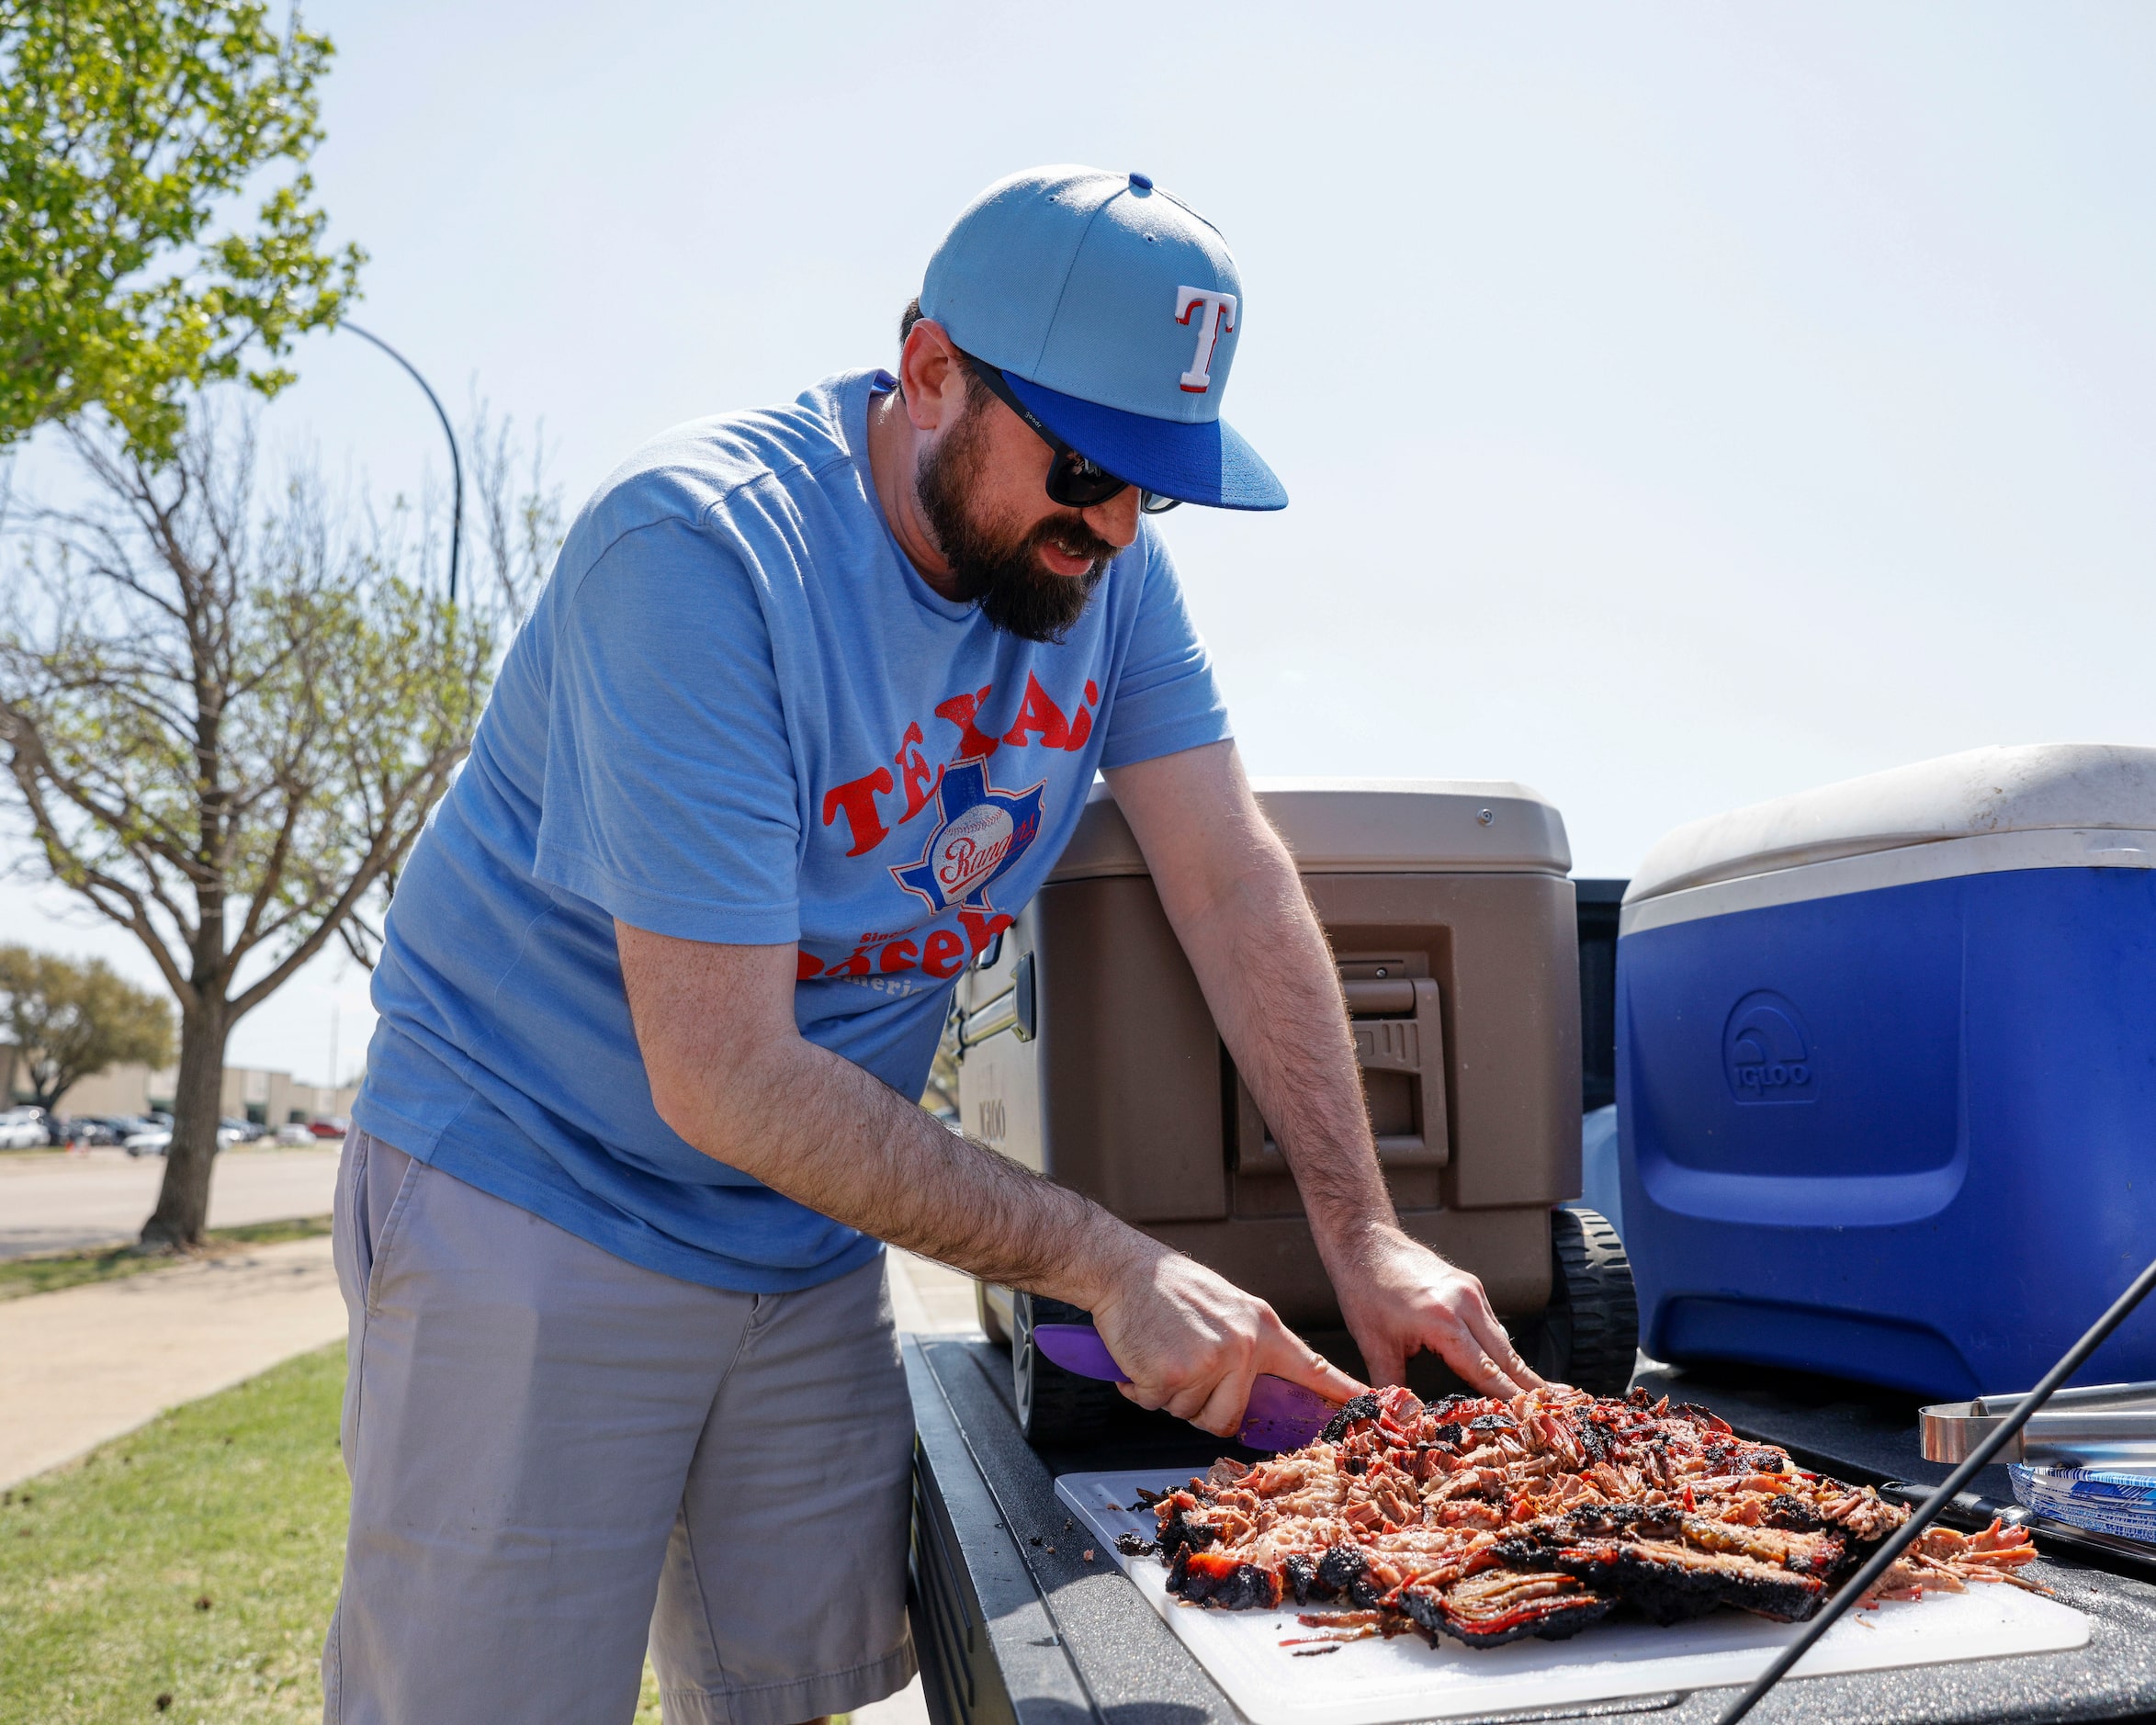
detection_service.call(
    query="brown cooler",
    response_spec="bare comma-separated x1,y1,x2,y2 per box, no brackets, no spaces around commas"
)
952,778,1637,1443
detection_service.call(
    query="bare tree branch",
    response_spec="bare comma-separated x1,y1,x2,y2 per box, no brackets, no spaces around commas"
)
0,391,562,1245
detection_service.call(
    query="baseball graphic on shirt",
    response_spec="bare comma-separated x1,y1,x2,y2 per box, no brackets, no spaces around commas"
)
931,803,1015,906
892,759,1048,915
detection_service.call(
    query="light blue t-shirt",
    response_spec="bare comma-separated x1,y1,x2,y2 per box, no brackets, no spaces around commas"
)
354,369,1231,1291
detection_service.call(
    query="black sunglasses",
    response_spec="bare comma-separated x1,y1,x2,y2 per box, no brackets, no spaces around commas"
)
964,354,1181,515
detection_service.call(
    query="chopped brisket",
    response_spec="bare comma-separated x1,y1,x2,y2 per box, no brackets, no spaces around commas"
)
1141,1381,2036,1652
1156,1495,1218,1561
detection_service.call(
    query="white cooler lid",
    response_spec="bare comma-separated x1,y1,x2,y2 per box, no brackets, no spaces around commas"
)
1625,744,2156,930
1048,777,1572,882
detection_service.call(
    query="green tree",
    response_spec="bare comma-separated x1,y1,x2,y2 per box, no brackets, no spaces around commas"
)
0,400,558,1246
0,1,362,458
0,942,175,1116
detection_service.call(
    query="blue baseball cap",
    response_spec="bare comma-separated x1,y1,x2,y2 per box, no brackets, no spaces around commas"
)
920,165,1288,512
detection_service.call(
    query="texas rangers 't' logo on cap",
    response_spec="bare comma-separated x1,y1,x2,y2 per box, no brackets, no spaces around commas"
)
1175,287,1237,394
918,165,1288,512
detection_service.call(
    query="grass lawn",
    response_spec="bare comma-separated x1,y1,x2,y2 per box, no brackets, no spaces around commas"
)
0,1216,334,1303
0,1345,673,1722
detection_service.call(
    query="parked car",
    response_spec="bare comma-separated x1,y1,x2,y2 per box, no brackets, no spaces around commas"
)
65,1116,128,1146
124,1113,236,1157
217,1117,266,1147
273,1122,315,1146
0,1107,50,1150
307,1119,346,1140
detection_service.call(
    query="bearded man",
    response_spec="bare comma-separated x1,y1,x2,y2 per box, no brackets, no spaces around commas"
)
325,165,1540,1725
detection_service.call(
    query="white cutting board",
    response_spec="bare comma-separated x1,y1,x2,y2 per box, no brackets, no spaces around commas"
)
1055,1470,2090,1725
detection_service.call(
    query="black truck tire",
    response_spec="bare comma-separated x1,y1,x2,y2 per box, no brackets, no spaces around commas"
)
1011,1291,1123,1446
1535,1206,1640,1395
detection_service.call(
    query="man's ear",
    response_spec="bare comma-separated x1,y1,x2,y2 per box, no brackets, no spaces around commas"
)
899,318,968,433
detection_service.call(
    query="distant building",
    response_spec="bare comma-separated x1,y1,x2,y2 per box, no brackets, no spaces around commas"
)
0,1047,359,1125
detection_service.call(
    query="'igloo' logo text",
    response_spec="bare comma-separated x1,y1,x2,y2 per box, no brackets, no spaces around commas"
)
1722,991,1819,1105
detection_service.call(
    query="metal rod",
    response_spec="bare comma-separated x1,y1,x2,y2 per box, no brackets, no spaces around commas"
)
1972,1379,2156,1416
959,1002,1022,1049
340,321,464,604
1716,1248,2156,1723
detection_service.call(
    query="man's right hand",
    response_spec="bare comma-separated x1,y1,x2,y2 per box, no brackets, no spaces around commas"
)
1082,1242,1366,1438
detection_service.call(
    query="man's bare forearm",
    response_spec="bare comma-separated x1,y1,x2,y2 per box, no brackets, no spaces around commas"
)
618,927,1145,1306
712,1032,1139,1299
1173,841,1403,1258
617,919,1375,1425
1107,748,1401,1263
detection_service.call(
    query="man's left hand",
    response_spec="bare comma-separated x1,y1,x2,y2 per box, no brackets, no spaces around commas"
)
1330,1224,1544,1400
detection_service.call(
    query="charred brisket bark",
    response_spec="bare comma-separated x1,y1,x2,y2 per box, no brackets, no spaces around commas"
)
1319,1541,1384,1609
1168,1548,1285,1609
1319,1393,1381,1444
1539,1538,1825,1625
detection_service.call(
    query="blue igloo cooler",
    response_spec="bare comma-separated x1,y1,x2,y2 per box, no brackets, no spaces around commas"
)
1617,744,2156,1401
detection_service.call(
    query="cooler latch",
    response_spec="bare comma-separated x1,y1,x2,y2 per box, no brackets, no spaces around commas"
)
1232,967,1451,1170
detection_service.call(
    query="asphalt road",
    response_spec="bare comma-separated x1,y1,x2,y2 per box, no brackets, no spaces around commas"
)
0,1144,342,1258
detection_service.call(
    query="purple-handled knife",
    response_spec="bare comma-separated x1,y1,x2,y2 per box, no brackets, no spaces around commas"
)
1031,1323,1339,1452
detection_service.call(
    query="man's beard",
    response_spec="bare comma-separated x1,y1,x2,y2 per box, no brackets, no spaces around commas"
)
914,400,1116,643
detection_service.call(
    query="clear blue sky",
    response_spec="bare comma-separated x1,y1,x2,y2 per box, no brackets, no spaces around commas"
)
6,2,2152,1082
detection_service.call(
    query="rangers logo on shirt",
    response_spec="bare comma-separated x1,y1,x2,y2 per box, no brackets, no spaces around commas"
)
890,758,1045,912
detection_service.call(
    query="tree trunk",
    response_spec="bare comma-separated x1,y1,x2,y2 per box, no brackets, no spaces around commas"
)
31,1075,67,1144
140,999,228,1250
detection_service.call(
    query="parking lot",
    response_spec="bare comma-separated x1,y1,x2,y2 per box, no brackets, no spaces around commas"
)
0,1144,342,1259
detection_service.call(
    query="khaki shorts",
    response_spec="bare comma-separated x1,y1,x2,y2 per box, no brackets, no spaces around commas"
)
322,1130,917,1725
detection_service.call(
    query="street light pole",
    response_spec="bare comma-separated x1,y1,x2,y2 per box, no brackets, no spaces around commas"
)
340,321,464,604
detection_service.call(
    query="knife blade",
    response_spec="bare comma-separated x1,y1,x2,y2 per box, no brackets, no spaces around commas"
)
1031,1322,1338,1452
